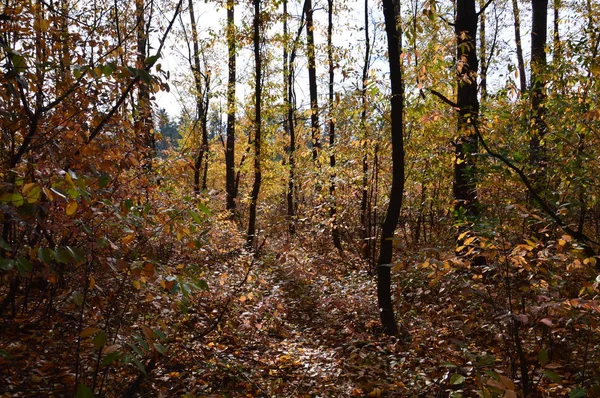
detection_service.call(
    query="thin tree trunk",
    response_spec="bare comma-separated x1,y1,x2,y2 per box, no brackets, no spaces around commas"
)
327,0,342,251
360,0,371,261
189,0,209,195
305,0,321,162
529,0,548,190
479,0,487,98
377,0,405,337
511,0,527,93
225,0,237,211
284,0,307,234
246,0,262,247
136,0,154,166
453,0,479,219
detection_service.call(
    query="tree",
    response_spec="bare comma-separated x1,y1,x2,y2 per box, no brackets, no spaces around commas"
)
453,0,480,220
247,0,263,247
305,0,321,162
377,0,405,337
529,0,548,191
226,0,237,211
135,0,155,168
512,0,527,93
327,0,342,251
188,0,211,194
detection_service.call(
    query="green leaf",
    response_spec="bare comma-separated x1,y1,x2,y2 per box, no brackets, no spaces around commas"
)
128,342,144,357
131,357,147,375
188,210,203,224
38,247,53,263
0,192,24,206
93,330,107,349
144,55,160,65
138,69,151,84
543,370,562,383
11,53,26,73
0,238,11,251
0,258,15,271
538,348,548,367
16,257,32,276
72,292,84,307
54,247,72,264
76,383,94,398
101,350,121,367
450,374,465,385
197,202,211,215
99,173,110,188
153,343,167,355
66,246,86,263
569,388,587,398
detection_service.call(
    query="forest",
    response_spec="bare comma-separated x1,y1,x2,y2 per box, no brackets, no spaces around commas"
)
0,0,599,396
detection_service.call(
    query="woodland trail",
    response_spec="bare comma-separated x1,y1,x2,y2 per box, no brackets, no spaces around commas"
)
144,239,409,397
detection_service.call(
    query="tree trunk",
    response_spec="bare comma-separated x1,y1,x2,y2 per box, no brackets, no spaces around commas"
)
305,0,321,162
136,0,154,167
189,0,210,195
225,0,237,211
479,0,487,99
453,0,479,219
377,0,405,337
529,0,548,190
327,0,342,251
360,0,371,262
246,0,262,247
511,0,527,93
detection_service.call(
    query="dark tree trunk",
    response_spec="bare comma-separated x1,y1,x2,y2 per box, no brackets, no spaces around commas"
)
305,0,321,162
453,0,479,218
283,0,294,234
360,0,371,262
529,0,548,189
284,0,307,235
512,0,527,93
377,0,405,337
189,0,210,195
327,0,342,251
479,0,487,99
246,0,262,247
225,0,237,211
136,0,154,166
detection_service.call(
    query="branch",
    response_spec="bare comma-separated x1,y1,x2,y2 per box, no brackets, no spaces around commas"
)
477,0,495,17
427,88,459,109
438,14,455,27
473,121,598,256
86,0,184,144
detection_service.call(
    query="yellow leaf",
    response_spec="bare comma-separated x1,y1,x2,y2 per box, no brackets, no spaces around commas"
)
122,234,135,244
66,201,78,216
89,276,95,290
239,295,247,303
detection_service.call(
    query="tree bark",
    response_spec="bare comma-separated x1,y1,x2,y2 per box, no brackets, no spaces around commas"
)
136,0,154,167
360,0,371,262
225,0,237,211
189,0,210,195
377,0,405,337
529,0,548,190
327,0,342,251
511,0,527,93
453,0,479,218
305,0,321,162
246,0,262,247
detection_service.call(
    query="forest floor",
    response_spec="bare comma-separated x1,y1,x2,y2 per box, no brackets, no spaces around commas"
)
0,216,593,397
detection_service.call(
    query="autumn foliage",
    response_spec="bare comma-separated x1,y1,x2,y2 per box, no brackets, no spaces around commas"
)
1,0,600,397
